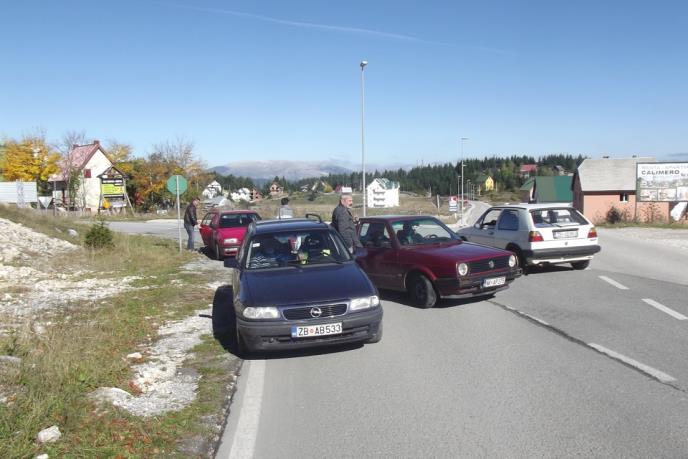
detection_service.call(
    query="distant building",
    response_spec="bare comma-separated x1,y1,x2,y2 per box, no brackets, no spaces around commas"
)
519,164,538,179
520,176,573,203
49,140,116,212
366,178,400,208
269,182,284,197
230,187,252,202
202,180,223,199
572,156,670,224
250,188,263,201
474,174,494,193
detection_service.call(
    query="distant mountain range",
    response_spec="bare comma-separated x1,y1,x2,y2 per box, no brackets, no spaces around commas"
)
210,159,416,182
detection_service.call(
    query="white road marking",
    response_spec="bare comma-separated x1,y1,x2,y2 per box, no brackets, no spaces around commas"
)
598,275,629,290
227,359,266,459
642,298,688,321
588,343,676,383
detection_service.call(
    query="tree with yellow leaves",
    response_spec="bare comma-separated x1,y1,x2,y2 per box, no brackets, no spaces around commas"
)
0,136,60,193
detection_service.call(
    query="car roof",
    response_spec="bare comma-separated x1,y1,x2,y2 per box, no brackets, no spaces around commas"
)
253,218,330,234
488,203,575,210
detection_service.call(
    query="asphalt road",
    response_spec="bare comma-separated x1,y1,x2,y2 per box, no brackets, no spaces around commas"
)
215,225,688,458
106,213,688,457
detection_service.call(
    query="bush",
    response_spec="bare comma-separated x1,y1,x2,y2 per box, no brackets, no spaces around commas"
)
84,220,114,249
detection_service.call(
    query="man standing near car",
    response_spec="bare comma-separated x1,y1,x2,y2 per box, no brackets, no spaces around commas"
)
183,197,200,251
331,193,362,253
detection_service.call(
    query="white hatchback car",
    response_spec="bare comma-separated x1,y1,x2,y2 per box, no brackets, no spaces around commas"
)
457,203,600,270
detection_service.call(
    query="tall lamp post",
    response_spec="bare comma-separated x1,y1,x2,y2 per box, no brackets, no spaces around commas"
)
459,137,469,225
360,60,368,217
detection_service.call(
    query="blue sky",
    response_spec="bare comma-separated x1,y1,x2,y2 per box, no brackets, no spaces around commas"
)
1,0,687,168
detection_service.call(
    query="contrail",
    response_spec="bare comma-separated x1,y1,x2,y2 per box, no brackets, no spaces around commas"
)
165,3,513,55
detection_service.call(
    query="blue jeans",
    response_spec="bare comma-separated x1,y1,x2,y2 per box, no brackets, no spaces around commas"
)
184,223,196,250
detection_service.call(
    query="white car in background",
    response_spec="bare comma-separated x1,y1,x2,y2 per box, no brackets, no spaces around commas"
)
457,203,601,271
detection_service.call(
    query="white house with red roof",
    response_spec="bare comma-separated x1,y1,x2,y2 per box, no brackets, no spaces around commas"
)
519,164,538,178
50,140,115,212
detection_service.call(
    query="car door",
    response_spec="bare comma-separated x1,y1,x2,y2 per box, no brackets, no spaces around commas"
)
491,209,521,249
358,222,399,289
465,208,502,247
199,212,214,246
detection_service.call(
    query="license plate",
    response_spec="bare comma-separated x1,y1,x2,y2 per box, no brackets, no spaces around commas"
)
483,277,506,288
291,323,342,338
554,230,578,239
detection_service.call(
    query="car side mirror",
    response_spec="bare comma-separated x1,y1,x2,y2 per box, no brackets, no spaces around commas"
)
474,223,481,229
224,258,240,269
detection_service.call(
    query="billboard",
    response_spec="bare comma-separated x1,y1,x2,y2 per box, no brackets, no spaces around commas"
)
636,162,688,202
101,178,125,198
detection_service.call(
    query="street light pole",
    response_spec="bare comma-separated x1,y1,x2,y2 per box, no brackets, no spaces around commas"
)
460,137,468,225
360,60,368,217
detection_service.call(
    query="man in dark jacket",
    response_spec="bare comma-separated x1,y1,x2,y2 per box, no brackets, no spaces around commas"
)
183,198,200,250
331,193,362,252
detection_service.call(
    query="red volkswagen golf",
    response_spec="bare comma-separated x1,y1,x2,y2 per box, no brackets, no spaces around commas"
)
199,209,261,259
356,215,522,308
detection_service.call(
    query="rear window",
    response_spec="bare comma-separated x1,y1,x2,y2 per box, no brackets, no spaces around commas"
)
530,208,587,227
219,213,259,228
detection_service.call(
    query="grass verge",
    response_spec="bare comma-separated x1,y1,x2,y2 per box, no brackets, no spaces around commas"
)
0,206,238,458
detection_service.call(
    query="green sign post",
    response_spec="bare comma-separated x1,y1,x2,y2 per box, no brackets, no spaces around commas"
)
167,175,188,252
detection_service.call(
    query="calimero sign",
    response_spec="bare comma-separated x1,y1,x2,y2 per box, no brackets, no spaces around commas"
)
636,162,688,202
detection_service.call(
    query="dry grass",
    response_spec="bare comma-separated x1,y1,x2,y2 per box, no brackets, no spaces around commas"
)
0,206,236,458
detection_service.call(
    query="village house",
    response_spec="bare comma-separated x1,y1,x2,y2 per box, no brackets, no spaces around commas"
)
519,164,538,179
201,180,223,199
49,140,118,212
474,174,494,194
572,156,671,224
366,178,400,208
269,182,284,197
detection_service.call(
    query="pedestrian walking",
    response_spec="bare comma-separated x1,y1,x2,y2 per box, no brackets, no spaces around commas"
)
183,197,200,251
331,193,362,253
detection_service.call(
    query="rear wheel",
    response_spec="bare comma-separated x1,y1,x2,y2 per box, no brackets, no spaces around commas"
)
571,260,590,270
408,274,437,309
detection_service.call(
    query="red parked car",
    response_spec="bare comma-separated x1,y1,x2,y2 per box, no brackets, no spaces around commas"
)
356,215,522,308
199,209,261,259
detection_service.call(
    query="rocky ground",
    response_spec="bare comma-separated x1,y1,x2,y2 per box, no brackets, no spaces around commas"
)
0,216,235,438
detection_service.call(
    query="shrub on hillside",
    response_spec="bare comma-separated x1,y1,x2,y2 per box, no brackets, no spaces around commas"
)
84,220,114,249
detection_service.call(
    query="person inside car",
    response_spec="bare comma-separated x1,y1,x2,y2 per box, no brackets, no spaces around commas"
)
396,222,423,245
248,237,290,268
299,233,332,263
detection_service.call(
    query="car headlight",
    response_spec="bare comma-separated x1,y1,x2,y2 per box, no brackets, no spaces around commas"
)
350,295,380,311
508,255,517,267
243,306,279,319
457,262,468,276
223,238,239,244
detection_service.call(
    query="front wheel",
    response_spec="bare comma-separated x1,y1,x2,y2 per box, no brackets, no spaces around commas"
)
571,260,590,270
408,274,437,309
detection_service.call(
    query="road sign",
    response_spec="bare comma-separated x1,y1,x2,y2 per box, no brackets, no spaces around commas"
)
166,175,187,195
449,195,458,212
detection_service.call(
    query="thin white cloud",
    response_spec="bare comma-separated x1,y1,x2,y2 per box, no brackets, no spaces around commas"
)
166,3,513,55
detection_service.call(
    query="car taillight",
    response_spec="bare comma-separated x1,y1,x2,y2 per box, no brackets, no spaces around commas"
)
587,227,597,238
528,231,544,242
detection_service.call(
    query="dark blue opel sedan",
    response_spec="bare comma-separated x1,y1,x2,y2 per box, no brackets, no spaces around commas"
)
222,217,383,354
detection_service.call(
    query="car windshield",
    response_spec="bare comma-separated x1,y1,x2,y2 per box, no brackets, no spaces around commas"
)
245,229,352,269
391,218,458,246
219,213,258,228
529,208,587,228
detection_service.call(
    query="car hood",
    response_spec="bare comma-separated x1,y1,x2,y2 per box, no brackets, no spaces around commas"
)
244,262,375,306
405,241,511,261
